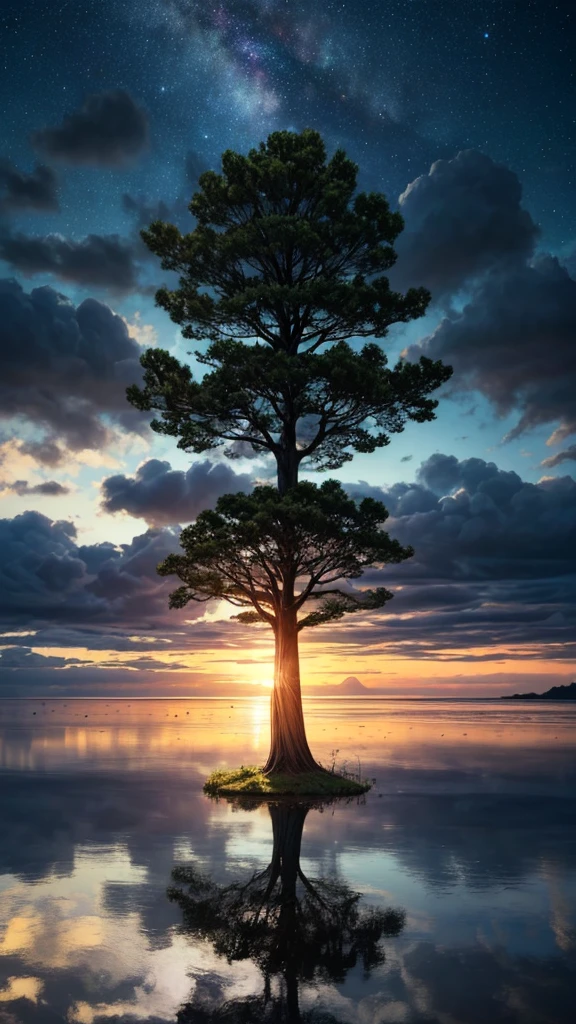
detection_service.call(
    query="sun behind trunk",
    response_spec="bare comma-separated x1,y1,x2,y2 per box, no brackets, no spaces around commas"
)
263,608,322,775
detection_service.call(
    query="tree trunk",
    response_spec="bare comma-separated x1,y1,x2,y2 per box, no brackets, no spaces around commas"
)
263,609,321,774
277,447,299,495
269,408,320,774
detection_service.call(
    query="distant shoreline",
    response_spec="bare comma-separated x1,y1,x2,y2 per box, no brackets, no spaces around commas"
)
500,682,576,701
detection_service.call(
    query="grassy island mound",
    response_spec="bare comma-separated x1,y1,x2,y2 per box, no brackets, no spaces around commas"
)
204,766,371,797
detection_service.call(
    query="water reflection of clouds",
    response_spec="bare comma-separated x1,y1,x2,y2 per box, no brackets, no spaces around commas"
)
0,975,44,1004
0,846,261,1023
0,700,574,1022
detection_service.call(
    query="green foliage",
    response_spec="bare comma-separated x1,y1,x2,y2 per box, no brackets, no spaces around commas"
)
141,129,429,351
127,339,451,471
157,480,412,628
128,129,451,477
203,766,370,796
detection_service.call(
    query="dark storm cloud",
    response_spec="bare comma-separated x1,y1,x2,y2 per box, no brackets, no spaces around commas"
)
390,153,575,451
541,444,576,469
393,150,538,297
380,453,576,580
0,279,146,455
100,458,254,525
354,454,575,583
0,646,85,668
0,160,59,213
407,256,576,443
16,439,66,467
0,479,70,496
0,646,185,672
31,90,149,167
341,453,576,658
0,227,138,291
0,509,187,627
0,624,240,656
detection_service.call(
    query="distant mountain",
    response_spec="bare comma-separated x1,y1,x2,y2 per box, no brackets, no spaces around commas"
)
334,676,371,695
303,676,375,696
501,681,576,700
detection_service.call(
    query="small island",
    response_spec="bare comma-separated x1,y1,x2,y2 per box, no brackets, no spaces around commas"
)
501,681,576,700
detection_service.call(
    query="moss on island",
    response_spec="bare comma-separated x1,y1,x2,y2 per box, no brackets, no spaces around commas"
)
204,766,371,797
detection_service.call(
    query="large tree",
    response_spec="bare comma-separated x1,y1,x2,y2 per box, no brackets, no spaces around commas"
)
128,129,451,777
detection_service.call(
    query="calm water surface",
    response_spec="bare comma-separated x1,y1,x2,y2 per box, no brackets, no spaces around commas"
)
0,698,574,1023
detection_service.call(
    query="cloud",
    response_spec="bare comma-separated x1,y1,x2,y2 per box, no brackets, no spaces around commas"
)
341,453,576,659
0,509,190,627
541,444,576,469
100,458,254,525
379,453,576,580
0,160,59,213
0,646,185,672
0,479,70,496
31,90,149,167
0,278,147,455
0,228,138,292
0,646,85,668
2,452,574,670
407,255,576,442
16,439,66,467
393,154,574,447
393,149,538,297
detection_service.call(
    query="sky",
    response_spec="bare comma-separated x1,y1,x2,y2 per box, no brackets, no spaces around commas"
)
0,0,574,697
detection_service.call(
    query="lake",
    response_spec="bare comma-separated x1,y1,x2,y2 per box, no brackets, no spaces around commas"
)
0,697,574,1023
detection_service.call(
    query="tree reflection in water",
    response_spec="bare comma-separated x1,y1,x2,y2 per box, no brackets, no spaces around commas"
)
170,799,405,1022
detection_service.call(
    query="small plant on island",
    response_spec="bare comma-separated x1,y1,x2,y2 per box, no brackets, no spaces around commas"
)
128,129,451,794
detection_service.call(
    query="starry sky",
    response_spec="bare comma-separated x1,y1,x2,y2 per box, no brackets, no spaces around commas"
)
0,0,574,696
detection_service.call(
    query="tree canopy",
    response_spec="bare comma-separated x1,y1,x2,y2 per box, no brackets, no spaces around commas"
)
140,128,429,351
129,339,449,475
127,129,451,489
158,480,412,631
